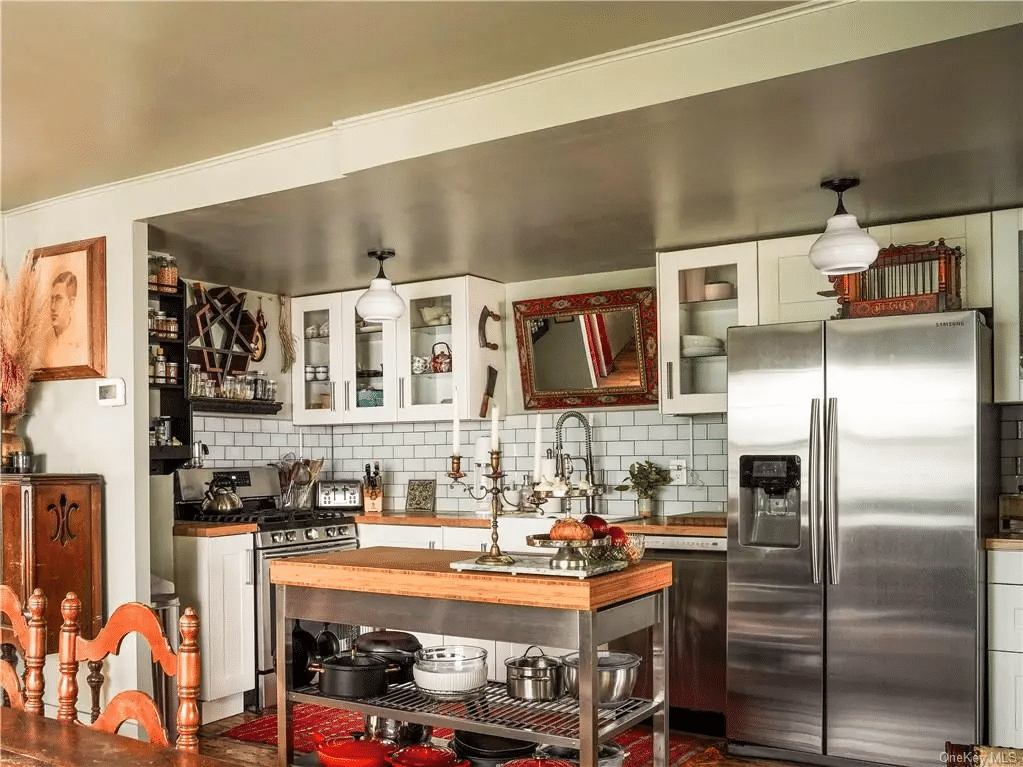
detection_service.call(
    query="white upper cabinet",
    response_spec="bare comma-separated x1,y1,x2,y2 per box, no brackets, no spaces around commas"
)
292,275,505,425
291,294,345,425
756,234,840,324
657,242,758,415
991,209,1022,403
395,276,504,422
340,291,400,423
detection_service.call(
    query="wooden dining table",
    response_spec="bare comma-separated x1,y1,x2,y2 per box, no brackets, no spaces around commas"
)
0,709,236,767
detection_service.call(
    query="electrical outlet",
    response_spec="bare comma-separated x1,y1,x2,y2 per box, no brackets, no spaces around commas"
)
670,459,688,485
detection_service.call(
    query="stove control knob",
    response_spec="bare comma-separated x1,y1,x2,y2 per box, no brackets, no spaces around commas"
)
325,527,336,537
271,532,284,544
285,531,297,542
305,528,319,540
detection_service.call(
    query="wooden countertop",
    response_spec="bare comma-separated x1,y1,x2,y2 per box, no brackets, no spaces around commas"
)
987,538,1023,551
172,521,257,537
270,546,672,611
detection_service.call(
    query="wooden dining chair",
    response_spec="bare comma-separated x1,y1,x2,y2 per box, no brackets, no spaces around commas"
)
57,591,201,751
0,585,46,714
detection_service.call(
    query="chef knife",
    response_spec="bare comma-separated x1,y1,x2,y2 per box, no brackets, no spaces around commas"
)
479,365,498,418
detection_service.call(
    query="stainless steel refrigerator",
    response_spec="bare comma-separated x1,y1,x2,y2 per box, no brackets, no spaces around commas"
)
726,310,996,767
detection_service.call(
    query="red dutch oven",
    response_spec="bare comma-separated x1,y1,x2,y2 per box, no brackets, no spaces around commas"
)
386,743,471,767
311,732,396,767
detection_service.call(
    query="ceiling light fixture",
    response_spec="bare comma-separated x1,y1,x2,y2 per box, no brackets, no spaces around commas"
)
355,248,405,323
807,177,880,276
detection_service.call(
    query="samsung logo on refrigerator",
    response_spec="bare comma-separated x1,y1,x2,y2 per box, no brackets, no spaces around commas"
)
936,320,966,327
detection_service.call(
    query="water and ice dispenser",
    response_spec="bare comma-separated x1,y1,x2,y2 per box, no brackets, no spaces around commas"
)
738,455,801,547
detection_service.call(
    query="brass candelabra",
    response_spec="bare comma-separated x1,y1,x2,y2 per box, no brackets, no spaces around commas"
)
447,451,516,565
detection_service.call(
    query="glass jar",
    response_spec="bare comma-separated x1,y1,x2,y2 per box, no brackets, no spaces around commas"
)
166,362,179,384
158,255,178,291
147,256,160,289
148,307,156,334
154,354,167,384
168,314,179,339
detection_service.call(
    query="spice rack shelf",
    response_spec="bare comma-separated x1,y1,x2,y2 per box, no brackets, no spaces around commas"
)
289,681,656,748
148,275,192,476
189,397,283,415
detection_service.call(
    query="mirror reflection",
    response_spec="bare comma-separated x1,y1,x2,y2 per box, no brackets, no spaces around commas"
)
513,287,658,410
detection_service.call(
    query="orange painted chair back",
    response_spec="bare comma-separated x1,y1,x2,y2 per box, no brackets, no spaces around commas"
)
57,592,200,752
0,585,46,714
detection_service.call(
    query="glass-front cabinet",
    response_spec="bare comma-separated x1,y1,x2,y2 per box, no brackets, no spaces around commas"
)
292,276,505,425
291,294,344,425
657,242,759,414
395,279,463,422
339,291,399,423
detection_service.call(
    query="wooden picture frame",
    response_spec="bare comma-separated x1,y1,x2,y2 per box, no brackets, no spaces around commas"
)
405,479,436,513
31,237,107,380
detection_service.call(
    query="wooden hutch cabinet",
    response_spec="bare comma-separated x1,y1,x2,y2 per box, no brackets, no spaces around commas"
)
1,474,103,653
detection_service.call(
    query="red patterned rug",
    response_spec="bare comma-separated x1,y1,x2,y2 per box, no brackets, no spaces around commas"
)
222,703,724,766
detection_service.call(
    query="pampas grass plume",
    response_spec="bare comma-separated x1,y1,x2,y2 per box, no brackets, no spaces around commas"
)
1,252,50,413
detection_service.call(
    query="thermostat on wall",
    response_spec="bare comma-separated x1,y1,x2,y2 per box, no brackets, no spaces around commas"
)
96,378,125,407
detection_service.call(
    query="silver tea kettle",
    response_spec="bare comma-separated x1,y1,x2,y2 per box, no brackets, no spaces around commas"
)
202,476,243,513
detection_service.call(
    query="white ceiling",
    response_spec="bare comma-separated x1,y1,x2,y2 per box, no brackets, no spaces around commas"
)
5,3,1023,296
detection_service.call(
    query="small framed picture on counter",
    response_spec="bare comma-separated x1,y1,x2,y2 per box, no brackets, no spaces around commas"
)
405,479,436,513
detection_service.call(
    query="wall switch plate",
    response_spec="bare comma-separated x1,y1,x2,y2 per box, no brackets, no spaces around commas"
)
670,459,688,485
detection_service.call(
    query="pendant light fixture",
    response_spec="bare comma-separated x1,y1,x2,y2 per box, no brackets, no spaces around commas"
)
355,248,406,323
807,177,880,275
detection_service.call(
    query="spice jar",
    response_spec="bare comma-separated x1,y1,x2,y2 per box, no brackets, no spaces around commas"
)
168,314,179,339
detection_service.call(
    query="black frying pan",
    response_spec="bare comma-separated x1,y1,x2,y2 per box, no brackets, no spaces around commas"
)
292,620,319,688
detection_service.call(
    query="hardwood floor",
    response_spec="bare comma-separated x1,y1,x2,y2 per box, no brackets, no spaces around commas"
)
197,712,801,767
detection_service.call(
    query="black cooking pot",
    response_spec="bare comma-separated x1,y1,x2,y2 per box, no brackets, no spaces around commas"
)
354,631,421,684
311,654,388,699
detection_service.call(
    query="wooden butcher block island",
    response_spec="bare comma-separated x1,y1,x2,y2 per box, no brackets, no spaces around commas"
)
270,546,673,767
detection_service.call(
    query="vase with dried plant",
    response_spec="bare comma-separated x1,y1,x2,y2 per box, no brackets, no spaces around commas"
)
0,253,49,465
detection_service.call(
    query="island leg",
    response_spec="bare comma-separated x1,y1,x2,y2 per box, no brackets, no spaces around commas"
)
276,585,294,767
652,586,669,767
577,611,597,767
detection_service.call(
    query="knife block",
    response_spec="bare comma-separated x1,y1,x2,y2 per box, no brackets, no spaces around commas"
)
363,487,383,515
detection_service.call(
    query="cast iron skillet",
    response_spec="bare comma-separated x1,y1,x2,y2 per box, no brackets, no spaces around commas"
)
292,620,319,688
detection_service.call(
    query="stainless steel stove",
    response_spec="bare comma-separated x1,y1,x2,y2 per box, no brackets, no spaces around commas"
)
173,466,359,711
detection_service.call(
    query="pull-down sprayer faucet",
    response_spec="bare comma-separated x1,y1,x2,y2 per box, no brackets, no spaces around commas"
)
554,410,597,513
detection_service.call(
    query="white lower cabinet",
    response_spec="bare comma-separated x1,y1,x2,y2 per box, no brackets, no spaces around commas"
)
989,550,1023,747
173,533,255,721
440,526,494,555
357,523,441,549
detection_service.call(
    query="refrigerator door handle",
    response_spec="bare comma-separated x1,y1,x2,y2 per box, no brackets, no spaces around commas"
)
666,361,673,400
809,398,822,585
825,396,839,585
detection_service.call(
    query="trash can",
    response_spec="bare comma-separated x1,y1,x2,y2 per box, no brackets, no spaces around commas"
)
151,593,180,741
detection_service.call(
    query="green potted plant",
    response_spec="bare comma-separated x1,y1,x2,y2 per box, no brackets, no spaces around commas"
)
615,460,673,518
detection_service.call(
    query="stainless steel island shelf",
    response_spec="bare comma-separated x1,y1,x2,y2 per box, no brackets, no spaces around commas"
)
272,549,670,767
290,681,658,747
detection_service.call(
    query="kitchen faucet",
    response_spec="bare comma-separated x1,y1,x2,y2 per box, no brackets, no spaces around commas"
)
553,410,597,514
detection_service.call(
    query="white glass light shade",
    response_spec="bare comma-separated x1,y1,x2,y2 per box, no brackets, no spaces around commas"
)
355,277,405,322
808,213,880,276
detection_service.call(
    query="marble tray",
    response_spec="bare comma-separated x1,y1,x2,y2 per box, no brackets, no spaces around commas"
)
450,554,627,579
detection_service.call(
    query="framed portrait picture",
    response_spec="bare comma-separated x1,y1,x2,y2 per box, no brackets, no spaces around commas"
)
31,237,107,381
405,479,437,513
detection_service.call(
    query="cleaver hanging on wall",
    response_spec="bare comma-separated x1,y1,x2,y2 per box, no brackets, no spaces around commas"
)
479,365,498,418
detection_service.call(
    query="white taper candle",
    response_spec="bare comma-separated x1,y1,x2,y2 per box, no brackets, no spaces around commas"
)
533,413,542,481
452,386,460,455
491,405,500,450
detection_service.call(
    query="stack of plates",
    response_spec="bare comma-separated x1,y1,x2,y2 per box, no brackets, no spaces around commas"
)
682,334,724,357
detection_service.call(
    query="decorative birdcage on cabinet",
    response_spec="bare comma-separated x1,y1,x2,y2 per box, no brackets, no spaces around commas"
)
828,238,964,319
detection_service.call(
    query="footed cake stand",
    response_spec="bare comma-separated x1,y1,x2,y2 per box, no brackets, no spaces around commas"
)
525,534,611,570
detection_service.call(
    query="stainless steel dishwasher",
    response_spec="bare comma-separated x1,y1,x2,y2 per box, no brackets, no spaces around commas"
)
613,534,727,735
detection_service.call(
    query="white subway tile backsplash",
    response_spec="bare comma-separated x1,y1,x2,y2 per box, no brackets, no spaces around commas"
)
605,412,635,427
204,408,731,512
